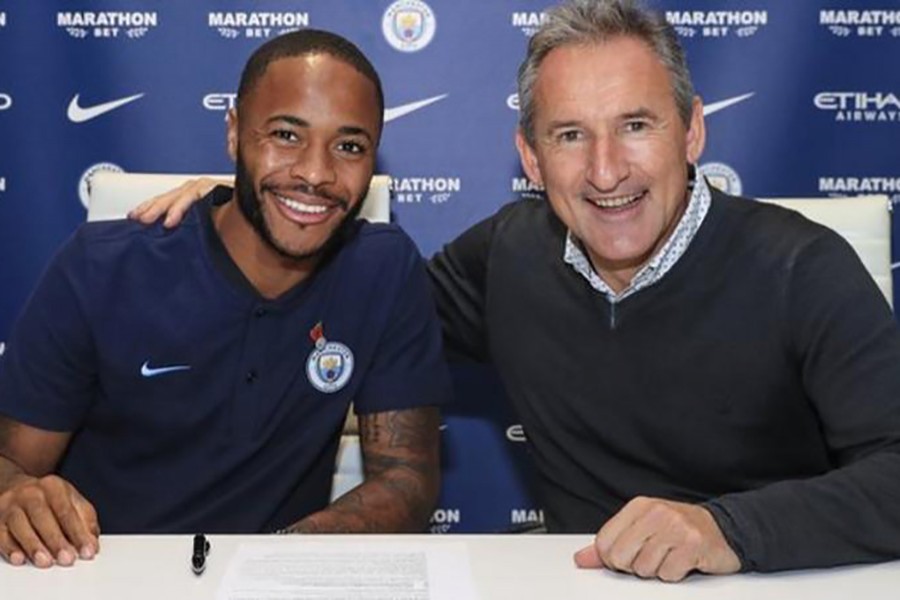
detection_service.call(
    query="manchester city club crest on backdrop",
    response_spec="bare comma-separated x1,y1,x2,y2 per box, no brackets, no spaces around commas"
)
306,321,354,393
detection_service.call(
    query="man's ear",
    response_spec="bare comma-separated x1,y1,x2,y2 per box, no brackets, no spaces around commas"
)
515,128,544,187
226,108,238,162
685,96,706,164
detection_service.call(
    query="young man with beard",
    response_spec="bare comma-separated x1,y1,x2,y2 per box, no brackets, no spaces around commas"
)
0,30,450,568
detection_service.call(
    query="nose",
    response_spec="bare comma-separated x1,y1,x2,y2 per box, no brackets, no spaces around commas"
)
586,134,629,192
288,144,336,187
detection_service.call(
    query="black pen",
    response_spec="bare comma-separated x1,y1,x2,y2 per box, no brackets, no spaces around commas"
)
191,534,210,575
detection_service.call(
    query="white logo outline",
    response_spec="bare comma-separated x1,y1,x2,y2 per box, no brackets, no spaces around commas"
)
67,93,145,123
140,360,191,377
702,93,754,116
306,339,355,393
384,94,447,123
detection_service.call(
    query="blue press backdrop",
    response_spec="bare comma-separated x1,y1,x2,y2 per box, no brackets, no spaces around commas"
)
1,1,899,532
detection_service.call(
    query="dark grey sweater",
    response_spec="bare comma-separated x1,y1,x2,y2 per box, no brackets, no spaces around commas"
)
428,188,900,571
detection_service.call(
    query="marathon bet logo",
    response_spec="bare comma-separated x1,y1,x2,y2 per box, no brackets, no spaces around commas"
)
512,177,545,200
820,10,900,38
819,176,900,203
57,12,158,39
208,12,308,40
391,176,460,205
511,509,544,526
815,92,900,123
666,10,768,38
429,508,460,534
511,11,547,37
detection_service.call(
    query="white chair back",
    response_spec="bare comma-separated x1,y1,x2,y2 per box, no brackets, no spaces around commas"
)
758,195,892,308
87,172,391,224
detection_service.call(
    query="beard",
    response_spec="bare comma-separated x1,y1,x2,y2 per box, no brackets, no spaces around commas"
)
234,152,367,263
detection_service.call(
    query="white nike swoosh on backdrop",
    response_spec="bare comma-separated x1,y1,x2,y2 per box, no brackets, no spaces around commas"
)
703,93,755,116
384,94,448,123
140,360,191,377
67,93,145,123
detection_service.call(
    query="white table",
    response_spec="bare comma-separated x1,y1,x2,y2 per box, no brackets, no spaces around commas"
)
2,534,899,599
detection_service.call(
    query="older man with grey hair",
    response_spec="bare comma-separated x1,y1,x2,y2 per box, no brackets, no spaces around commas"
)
429,0,900,581
135,0,900,582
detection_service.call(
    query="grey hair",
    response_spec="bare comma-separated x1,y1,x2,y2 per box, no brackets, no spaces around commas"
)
517,0,695,146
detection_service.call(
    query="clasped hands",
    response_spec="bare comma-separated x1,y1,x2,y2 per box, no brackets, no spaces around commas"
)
575,496,740,582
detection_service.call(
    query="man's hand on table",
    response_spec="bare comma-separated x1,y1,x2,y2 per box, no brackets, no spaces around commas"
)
574,496,740,582
0,474,100,568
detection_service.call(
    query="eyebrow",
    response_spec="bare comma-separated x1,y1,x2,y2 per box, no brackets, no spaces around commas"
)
620,107,660,121
265,115,375,143
545,107,661,131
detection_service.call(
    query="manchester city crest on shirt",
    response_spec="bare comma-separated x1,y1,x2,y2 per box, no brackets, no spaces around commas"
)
306,321,354,393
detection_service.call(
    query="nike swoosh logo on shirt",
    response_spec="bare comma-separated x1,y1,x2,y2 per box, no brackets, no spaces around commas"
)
67,93,145,123
703,93,754,116
140,361,191,377
384,94,448,123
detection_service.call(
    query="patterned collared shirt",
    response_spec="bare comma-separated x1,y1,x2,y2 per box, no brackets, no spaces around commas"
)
563,176,713,303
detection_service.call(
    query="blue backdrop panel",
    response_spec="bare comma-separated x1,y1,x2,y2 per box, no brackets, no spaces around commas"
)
1,1,899,532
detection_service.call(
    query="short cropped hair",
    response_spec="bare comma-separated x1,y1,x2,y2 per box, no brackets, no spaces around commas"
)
237,29,384,138
517,0,694,145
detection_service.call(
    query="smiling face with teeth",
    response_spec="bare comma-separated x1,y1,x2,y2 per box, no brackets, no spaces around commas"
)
516,36,706,293
224,53,381,270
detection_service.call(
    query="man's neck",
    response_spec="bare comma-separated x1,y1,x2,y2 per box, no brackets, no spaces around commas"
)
213,198,318,300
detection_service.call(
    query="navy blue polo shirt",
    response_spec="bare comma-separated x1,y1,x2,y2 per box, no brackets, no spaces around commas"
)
0,189,451,533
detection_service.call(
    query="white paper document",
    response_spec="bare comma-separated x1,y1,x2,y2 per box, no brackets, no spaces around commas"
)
216,541,479,600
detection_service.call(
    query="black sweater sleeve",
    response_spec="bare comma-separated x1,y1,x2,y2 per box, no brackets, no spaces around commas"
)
426,212,498,363
706,230,900,571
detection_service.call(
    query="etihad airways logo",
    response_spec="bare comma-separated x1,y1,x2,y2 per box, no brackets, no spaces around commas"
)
208,12,308,39
819,176,900,203
814,92,900,122
506,424,527,442
820,10,900,38
67,93,144,123
391,176,460,205
57,12,158,39
667,10,768,38
0,93,11,111
511,11,547,36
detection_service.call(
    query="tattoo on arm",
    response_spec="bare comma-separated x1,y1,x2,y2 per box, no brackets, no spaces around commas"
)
282,406,440,534
0,417,27,489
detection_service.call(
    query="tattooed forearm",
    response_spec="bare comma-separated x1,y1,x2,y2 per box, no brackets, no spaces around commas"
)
282,406,441,534
0,417,26,487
